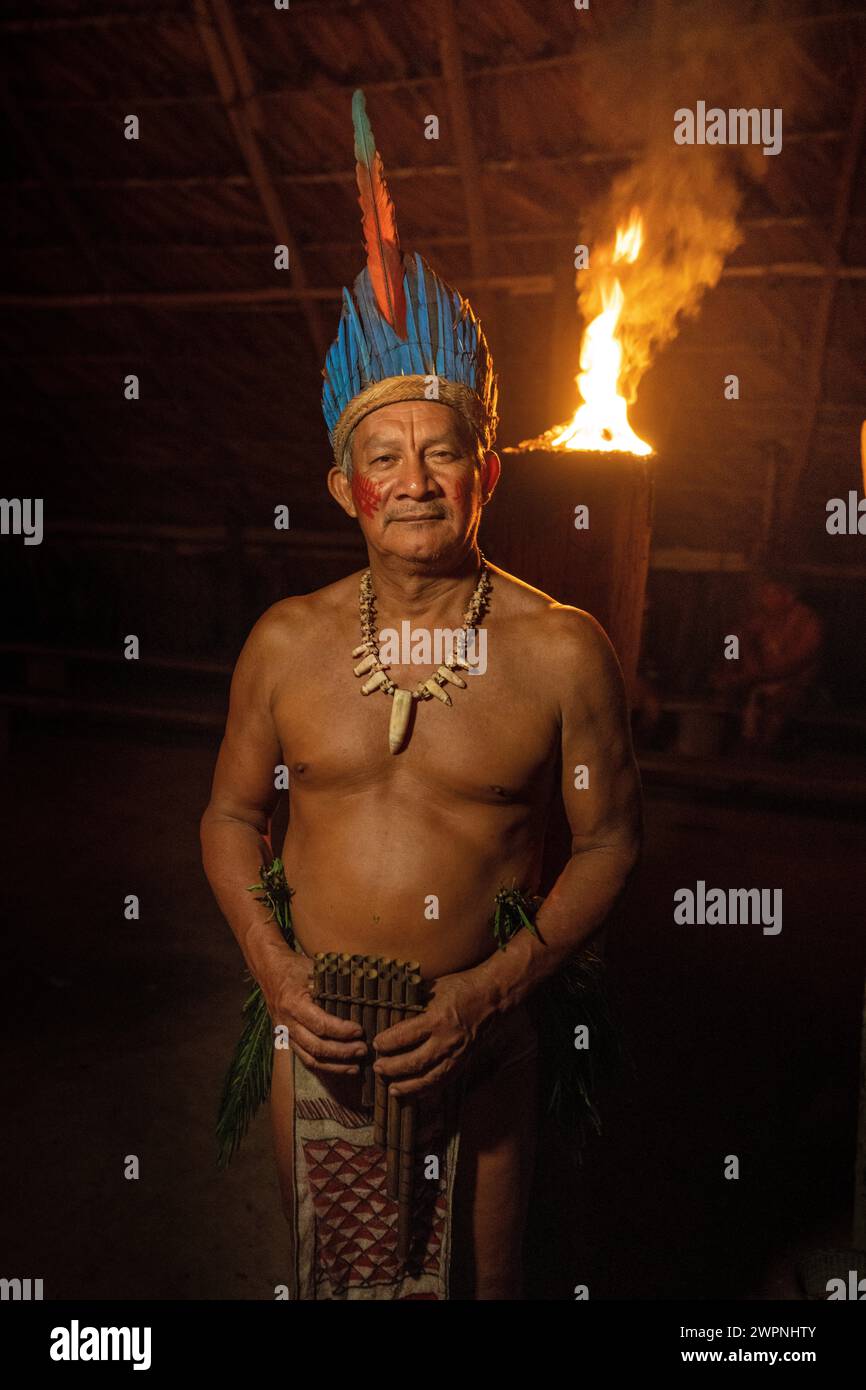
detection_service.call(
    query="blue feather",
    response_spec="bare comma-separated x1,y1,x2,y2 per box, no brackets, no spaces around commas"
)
344,304,360,390
433,276,447,376
342,287,372,384
401,259,426,373
414,254,434,374
357,275,392,369
456,301,469,356
343,326,359,403
417,261,432,375
398,265,421,375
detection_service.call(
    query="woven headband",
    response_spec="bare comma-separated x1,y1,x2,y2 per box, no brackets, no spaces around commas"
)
331,376,493,474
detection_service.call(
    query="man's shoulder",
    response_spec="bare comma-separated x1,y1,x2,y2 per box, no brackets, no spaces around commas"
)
490,565,613,660
240,572,364,658
537,604,620,688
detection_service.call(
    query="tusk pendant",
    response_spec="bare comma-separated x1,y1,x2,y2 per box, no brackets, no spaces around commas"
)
388,689,413,753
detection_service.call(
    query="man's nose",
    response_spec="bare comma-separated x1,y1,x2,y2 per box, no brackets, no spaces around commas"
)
393,453,436,496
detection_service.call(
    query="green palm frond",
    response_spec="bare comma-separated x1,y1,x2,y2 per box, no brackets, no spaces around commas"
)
216,983,275,1169
216,859,295,1169
491,883,542,950
531,945,632,1164
489,881,632,1165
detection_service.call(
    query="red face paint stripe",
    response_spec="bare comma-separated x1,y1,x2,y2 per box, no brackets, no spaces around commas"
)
352,473,382,517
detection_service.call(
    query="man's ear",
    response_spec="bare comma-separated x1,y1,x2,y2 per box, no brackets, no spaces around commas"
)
480,450,501,503
327,464,357,517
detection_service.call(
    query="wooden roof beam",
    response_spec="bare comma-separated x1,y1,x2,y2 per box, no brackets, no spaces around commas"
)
6,262,866,311
780,72,866,529
192,0,327,360
0,68,192,439
17,214,864,261
5,3,865,40
13,128,846,191
436,0,496,343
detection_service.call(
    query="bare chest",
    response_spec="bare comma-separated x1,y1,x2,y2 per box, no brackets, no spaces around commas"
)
272,634,560,804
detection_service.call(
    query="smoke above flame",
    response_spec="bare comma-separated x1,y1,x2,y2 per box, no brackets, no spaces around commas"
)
525,4,825,456
577,146,743,419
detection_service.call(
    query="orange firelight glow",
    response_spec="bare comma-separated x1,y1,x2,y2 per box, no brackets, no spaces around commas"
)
527,210,654,457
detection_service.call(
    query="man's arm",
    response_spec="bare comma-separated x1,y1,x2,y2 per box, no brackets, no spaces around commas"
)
200,603,366,1075
468,605,643,1014
200,605,290,988
373,606,642,1098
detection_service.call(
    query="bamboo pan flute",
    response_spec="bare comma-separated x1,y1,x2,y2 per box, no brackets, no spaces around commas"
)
312,952,425,1262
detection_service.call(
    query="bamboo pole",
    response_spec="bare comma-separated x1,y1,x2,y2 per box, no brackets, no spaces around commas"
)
361,968,379,1107
389,960,405,1026
374,962,394,1146
349,962,364,1031
312,955,327,1011
335,954,352,1020
396,971,422,1263
312,951,425,1262
323,952,337,1004
386,962,407,1201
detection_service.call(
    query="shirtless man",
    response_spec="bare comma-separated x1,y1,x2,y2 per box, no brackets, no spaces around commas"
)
200,395,642,1298
712,572,823,750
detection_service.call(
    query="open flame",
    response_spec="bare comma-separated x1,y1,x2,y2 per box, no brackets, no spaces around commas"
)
613,210,642,265
525,210,653,457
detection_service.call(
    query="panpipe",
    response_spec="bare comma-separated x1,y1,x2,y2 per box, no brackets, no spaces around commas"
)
311,952,425,1262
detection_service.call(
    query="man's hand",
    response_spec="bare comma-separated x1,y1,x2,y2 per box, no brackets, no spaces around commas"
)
371,968,494,1099
261,952,368,1076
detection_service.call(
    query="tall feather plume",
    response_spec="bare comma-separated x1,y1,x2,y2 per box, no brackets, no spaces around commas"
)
352,89,407,340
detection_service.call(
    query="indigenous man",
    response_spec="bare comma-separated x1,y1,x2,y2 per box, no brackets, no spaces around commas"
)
200,91,642,1300
711,571,823,751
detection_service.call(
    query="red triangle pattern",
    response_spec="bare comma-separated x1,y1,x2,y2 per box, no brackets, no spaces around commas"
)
303,1135,449,1292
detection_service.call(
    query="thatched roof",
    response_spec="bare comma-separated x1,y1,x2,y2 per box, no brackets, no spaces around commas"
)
5,0,866,566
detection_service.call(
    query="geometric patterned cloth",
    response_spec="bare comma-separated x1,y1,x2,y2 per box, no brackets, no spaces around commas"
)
289,1052,462,1300
279,929,541,1300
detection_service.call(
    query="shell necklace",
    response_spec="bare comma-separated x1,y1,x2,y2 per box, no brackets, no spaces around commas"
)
352,553,492,754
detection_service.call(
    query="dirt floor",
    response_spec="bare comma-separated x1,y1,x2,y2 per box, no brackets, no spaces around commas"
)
0,721,862,1300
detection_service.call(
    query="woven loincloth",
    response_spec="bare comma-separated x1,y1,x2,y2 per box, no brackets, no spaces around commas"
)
218,861,620,1295
289,1048,462,1300
287,979,539,1301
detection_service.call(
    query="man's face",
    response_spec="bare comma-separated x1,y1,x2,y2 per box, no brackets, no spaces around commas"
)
327,399,500,564
757,580,793,615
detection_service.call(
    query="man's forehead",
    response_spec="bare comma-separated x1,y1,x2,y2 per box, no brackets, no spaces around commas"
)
355,400,461,446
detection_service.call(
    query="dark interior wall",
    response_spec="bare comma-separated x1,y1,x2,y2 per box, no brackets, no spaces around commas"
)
6,537,865,710
3,532,363,657
644,570,866,704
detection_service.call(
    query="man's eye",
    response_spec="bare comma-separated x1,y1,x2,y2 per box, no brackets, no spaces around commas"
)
373,454,396,464
429,451,455,460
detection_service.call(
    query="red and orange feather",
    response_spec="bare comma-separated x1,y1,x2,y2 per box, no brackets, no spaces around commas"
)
352,89,407,339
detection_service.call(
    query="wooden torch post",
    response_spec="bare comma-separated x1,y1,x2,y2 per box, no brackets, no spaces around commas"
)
481,447,653,690
480,446,654,890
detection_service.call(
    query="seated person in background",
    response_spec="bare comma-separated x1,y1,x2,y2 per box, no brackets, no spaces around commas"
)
711,571,823,751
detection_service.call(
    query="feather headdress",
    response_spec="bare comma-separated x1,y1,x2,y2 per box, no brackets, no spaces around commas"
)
322,90,498,463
